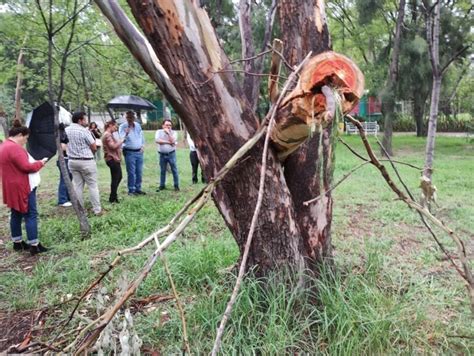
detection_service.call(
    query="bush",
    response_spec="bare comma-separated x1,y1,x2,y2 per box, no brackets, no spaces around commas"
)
380,113,473,132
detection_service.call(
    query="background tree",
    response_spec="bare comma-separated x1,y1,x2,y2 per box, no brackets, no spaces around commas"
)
422,0,470,183
381,0,405,156
34,0,92,234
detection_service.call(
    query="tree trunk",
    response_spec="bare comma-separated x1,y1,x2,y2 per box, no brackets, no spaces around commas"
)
238,0,277,113
0,112,8,139
238,0,257,108
97,0,336,276
424,75,441,180
413,90,426,136
278,0,335,266
14,47,25,122
423,0,441,181
381,0,406,156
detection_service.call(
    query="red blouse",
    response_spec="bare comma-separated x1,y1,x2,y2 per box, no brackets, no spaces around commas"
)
0,139,44,213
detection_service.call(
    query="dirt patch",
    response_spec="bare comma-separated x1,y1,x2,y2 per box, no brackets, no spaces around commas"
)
339,203,377,240
0,242,42,274
0,309,48,352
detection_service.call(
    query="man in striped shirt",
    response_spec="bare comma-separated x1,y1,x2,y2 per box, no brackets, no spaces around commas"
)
65,112,102,215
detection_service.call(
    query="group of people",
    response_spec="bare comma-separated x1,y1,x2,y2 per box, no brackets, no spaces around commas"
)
0,111,205,255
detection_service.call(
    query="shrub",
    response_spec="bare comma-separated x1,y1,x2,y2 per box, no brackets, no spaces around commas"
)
380,113,473,132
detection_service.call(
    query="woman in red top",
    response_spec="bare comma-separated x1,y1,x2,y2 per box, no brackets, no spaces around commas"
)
102,120,126,203
0,121,48,255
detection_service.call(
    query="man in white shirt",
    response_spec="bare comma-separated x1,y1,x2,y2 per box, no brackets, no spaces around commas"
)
65,112,102,215
155,119,179,191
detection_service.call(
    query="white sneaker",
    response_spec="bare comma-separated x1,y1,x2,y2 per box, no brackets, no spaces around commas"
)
60,202,72,207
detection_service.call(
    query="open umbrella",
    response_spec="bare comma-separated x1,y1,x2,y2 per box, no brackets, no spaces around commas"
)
107,95,157,111
25,102,72,160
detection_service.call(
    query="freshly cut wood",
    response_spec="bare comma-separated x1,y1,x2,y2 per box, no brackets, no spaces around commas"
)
271,51,364,159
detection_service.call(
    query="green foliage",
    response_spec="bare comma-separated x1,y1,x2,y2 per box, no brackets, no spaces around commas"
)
0,1,159,115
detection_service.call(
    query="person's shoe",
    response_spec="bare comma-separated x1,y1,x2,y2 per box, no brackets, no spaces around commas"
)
156,186,165,192
60,202,72,207
128,192,137,196
135,191,146,195
174,186,180,191
109,198,120,203
13,241,29,252
94,210,105,216
30,243,48,256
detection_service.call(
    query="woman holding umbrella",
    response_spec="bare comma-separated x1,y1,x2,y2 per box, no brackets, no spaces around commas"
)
0,121,49,255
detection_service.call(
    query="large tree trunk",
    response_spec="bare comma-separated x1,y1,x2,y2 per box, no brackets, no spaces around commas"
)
97,0,335,276
381,0,406,156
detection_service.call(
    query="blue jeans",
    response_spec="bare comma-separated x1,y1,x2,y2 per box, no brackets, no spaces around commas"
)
10,188,39,245
124,150,143,193
159,151,179,188
57,159,72,204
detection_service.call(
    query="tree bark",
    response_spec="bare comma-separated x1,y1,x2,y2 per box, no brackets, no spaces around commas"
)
96,0,336,275
381,0,406,156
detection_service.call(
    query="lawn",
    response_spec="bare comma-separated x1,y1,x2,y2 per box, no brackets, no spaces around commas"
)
0,132,473,353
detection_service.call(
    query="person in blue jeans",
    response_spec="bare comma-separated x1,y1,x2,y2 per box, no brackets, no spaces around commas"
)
155,119,179,191
119,111,146,195
57,123,72,206
0,121,49,255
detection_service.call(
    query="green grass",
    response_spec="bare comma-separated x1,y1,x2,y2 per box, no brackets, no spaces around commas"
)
0,132,473,353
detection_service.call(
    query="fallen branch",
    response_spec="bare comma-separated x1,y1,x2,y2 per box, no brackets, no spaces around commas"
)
211,51,313,356
344,114,474,314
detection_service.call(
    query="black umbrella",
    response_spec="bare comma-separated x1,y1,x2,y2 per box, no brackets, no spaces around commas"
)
26,102,57,160
107,95,157,111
